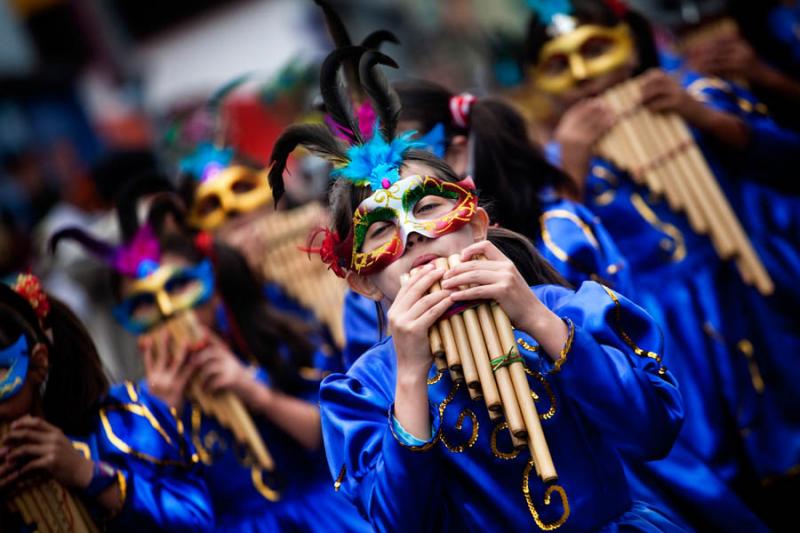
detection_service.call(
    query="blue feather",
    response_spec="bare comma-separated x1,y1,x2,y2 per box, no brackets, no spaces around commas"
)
526,0,573,24
180,143,234,182
332,125,424,190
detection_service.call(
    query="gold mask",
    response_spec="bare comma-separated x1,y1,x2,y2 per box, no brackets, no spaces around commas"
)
188,166,273,231
532,23,634,95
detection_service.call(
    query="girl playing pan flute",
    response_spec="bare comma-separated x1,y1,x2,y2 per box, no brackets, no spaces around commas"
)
52,192,370,532
0,274,213,531
268,46,684,532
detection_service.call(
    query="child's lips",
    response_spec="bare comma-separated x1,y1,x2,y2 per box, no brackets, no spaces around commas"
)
410,254,439,269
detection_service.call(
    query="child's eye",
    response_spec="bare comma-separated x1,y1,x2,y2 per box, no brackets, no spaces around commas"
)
367,222,391,239
542,54,569,76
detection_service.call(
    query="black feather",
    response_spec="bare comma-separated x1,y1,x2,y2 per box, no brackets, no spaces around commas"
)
359,50,401,140
145,192,189,236
49,227,115,264
360,30,400,50
114,173,175,242
268,123,347,205
320,46,367,144
314,0,361,102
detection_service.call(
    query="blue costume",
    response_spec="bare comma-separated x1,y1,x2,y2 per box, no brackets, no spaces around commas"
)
123,366,369,532
684,72,800,482
322,282,685,532
71,382,214,531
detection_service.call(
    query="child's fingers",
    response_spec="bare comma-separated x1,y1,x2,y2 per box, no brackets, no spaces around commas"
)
405,288,453,322
449,283,503,302
415,293,457,330
442,258,503,281
459,240,504,262
441,269,501,291
395,264,444,309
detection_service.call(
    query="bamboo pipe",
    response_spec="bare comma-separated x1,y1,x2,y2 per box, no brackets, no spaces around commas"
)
489,301,558,482
433,258,481,397
445,255,503,414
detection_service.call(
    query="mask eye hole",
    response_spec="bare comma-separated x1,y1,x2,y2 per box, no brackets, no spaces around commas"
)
165,272,196,296
412,195,455,219
128,293,158,322
581,36,614,59
196,195,222,217
541,54,569,76
231,177,257,194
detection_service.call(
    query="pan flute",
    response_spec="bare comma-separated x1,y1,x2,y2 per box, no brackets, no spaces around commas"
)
0,424,99,533
143,310,274,471
257,201,348,348
407,255,557,483
596,73,773,295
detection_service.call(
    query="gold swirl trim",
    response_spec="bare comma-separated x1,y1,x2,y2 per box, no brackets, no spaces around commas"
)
522,460,570,530
540,209,600,263
490,422,520,460
251,467,281,502
629,193,686,262
438,382,479,453
601,286,668,377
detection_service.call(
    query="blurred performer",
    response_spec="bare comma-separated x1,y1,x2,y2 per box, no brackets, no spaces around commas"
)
523,0,797,526
0,274,212,531
51,194,370,531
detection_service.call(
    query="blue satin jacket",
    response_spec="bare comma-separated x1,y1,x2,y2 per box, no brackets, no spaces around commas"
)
322,282,685,532
70,382,214,532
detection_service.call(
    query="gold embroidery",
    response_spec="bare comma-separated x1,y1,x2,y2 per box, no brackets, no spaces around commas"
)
106,403,173,445
591,165,617,206
629,193,686,262
334,464,346,491
601,286,668,377
427,370,444,385
527,370,557,421
0,377,22,396
551,319,574,374
737,339,765,394
490,422,521,460
191,404,212,464
99,409,184,467
517,338,539,352
438,382,479,453
124,381,139,402
540,209,600,263
72,441,91,459
116,470,127,509
522,460,570,530
251,468,281,502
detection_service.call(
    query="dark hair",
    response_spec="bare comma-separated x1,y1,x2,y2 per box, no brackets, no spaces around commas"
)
523,0,660,74
394,80,575,241
0,285,108,435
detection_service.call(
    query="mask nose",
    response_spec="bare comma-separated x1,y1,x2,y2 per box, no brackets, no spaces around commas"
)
568,53,589,81
155,291,175,319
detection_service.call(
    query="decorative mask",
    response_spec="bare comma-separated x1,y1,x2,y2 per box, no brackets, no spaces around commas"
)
532,23,634,94
112,260,215,334
0,335,29,401
183,143,272,231
351,175,477,275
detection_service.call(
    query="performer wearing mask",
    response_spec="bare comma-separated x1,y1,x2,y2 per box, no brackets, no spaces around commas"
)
0,274,213,531
524,0,796,527
269,45,685,532
51,194,371,532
